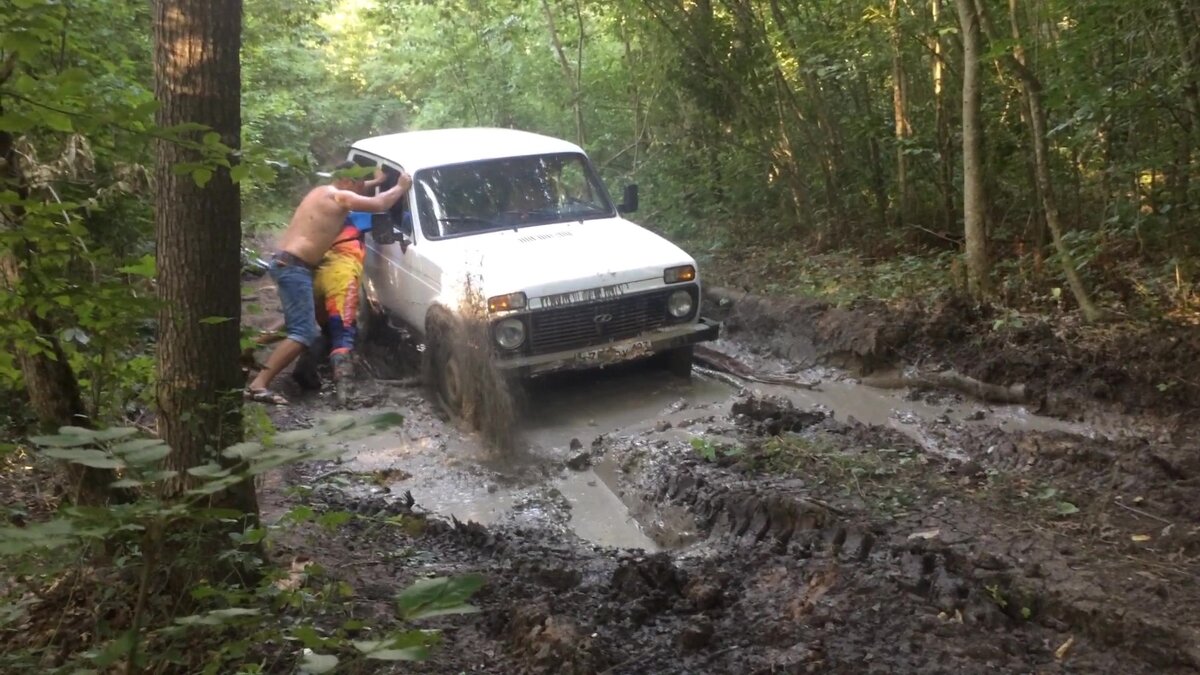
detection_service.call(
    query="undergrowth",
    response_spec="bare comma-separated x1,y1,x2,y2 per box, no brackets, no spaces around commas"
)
0,415,483,674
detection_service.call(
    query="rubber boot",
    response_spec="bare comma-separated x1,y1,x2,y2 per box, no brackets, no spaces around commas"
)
331,352,355,406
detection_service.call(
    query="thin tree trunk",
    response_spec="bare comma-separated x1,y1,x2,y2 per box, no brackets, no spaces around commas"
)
541,0,586,146
984,0,1101,321
931,0,956,234
153,0,258,516
891,0,912,227
954,0,990,298
1166,0,1199,228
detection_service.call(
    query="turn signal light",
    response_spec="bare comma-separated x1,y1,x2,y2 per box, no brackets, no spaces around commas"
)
664,265,696,283
487,292,527,313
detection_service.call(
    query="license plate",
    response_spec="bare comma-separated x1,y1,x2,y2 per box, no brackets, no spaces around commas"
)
579,340,651,362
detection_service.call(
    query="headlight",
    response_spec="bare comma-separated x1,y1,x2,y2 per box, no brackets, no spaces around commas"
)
487,292,527,313
494,318,526,350
664,265,696,284
667,289,694,318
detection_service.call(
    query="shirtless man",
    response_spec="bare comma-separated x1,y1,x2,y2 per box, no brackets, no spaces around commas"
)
246,162,412,404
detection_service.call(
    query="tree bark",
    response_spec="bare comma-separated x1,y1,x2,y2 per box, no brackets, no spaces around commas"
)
153,0,257,516
541,0,586,146
931,0,956,234
983,0,1101,321
1166,0,1199,228
890,0,912,227
954,0,990,298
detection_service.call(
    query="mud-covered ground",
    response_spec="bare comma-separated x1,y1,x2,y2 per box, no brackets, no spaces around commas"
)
247,280,1200,674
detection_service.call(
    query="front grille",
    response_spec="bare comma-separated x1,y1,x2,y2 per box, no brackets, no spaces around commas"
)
527,286,693,355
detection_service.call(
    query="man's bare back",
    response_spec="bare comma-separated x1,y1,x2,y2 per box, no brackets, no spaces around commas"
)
279,169,412,266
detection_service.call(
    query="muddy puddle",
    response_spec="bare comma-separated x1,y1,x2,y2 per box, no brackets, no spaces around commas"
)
318,347,1116,551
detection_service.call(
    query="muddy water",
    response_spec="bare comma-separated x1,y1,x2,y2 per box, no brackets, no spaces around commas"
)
331,352,1107,550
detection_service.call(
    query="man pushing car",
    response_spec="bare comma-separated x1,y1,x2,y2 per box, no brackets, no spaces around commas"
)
246,162,411,405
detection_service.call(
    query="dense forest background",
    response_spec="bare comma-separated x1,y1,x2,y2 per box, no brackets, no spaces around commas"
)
3,0,1199,416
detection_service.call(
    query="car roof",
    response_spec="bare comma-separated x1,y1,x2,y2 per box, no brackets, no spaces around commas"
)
349,127,585,172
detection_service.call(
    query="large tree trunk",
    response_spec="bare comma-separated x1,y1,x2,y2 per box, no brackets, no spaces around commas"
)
153,0,257,516
954,0,990,298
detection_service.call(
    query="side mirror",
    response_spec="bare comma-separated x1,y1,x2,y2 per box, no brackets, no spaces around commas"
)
617,183,639,214
370,212,398,245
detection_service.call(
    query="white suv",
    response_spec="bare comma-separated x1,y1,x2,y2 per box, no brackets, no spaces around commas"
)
349,128,718,409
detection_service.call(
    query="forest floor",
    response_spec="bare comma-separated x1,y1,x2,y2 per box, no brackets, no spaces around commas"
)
242,263,1200,674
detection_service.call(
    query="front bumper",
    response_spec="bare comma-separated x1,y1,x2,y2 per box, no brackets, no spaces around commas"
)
496,318,720,376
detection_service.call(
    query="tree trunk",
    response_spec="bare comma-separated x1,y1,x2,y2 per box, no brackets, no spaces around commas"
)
931,0,956,234
954,0,990,298
541,0,586,146
153,0,258,516
0,79,119,506
891,0,912,227
983,0,1101,321
1167,0,1199,229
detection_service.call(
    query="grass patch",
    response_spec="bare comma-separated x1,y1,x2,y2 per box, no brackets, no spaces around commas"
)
747,433,932,515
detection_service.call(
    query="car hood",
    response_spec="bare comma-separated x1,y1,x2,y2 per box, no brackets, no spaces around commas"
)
431,217,696,303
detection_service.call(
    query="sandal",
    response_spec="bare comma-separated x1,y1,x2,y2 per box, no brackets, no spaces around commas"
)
244,388,289,405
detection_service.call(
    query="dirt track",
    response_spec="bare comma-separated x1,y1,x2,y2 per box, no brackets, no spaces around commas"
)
253,285,1200,674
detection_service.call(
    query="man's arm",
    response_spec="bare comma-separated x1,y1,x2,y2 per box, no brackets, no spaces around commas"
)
333,171,412,212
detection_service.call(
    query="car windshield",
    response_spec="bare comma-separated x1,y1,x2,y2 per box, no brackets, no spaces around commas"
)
413,152,614,239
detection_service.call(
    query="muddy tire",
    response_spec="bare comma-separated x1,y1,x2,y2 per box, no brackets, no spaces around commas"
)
424,316,466,420
357,283,387,346
662,345,695,378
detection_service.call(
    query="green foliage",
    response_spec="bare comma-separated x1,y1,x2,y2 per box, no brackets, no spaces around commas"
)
690,437,743,462
0,412,486,673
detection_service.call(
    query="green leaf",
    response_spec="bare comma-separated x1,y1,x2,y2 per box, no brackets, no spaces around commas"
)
299,652,338,674
1054,501,1079,516
89,631,134,668
41,448,125,469
93,427,138,442
183,475,243,496
192,168,213,187
174,607,261,626
111,438,166,455
187,463,232,478
396,574,485,620
42,110,74,133
352,631,438,661
230,164,251,183
0,113,34,132
222,441,264,459
316,511,353,529
117,255,156,278
199,316,233,325
125,445,171,465
30,434,94,448
110,478,142,488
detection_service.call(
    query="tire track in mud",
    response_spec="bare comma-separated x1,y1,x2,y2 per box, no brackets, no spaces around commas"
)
596,398,1200,673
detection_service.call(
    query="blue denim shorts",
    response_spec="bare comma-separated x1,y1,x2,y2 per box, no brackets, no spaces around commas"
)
269,258,321,346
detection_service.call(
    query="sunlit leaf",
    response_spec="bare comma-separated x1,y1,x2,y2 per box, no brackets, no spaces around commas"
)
396,574,485,620
298,652,338,674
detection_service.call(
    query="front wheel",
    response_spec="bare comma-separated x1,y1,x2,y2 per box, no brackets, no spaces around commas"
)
424,317,466,419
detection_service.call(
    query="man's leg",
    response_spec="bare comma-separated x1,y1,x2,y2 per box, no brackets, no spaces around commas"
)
248,261,319,401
